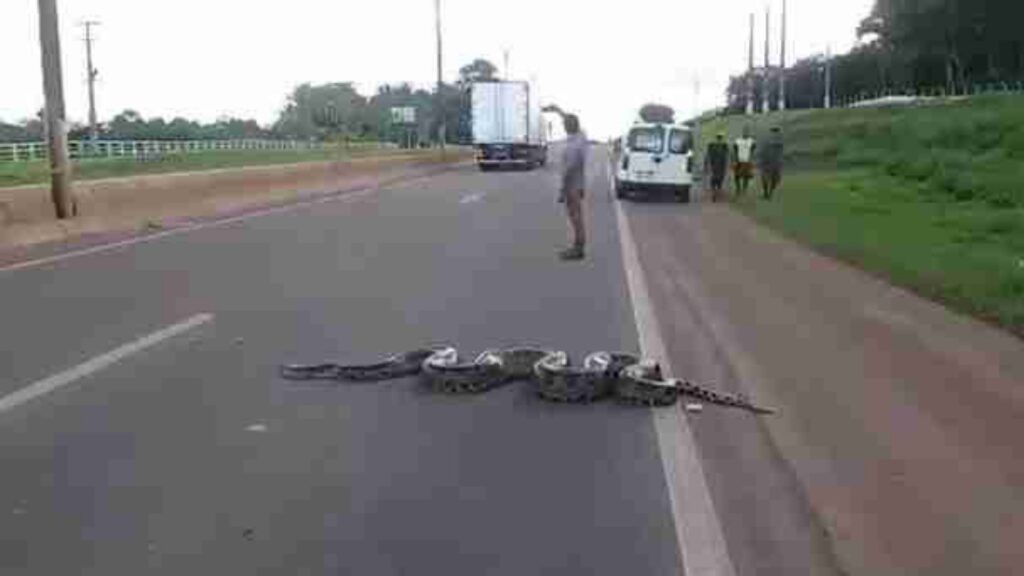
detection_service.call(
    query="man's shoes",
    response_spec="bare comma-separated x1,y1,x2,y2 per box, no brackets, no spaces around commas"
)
558,246,585,261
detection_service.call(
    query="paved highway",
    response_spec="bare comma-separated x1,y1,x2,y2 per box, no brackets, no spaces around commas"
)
0,151,682,575
5,146,1019,575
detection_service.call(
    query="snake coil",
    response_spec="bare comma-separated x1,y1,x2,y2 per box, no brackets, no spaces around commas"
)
280,346,774,414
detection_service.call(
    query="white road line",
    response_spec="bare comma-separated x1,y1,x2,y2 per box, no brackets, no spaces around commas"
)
0,187,377,275
459,192,485,204
612,163,736,576
0,313,213,414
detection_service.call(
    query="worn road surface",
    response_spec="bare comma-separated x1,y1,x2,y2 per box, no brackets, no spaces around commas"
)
1,147,1021,575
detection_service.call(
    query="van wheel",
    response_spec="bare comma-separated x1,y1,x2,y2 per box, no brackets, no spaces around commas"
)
677,186,691,203
615,181,628,200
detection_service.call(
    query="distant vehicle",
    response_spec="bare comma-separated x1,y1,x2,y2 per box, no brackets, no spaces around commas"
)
471,81,547,171
614,122,694,202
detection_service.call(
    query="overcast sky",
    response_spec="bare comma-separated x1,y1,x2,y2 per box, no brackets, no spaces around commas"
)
2,0,874,138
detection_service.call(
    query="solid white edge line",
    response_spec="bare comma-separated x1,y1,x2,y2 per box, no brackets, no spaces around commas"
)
0,313,214,414
0,187,377,275
611,162,736,576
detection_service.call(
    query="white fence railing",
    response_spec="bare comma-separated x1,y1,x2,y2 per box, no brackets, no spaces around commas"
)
836,82,1024,109
0,139,395,163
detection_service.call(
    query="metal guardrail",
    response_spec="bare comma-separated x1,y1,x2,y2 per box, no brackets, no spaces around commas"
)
0,139,396,163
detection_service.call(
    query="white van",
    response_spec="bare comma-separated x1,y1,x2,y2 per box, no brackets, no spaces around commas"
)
614,122,694,202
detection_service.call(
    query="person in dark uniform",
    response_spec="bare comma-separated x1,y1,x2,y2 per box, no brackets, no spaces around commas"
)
759,126,784,200
704,132,730,202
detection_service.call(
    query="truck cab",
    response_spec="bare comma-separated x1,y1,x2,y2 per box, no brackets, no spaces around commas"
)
614,122,694,202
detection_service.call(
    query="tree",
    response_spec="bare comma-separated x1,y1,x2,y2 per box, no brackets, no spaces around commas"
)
638,103,675,124
458,59,498,86
273,83,367,140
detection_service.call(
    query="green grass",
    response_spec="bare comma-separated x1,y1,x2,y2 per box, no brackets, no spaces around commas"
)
0,147,425,188
699,95,1024,336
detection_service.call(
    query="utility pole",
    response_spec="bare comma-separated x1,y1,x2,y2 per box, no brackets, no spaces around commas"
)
503,48,510,80
824,45,833,109
83,20,101,148
434,0,446,156
38,0,74,219
763,4,771,114
778,0,787,111
692,73,701,122
746,13,755,115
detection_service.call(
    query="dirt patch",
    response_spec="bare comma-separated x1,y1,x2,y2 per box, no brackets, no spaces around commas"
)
0,152,468,251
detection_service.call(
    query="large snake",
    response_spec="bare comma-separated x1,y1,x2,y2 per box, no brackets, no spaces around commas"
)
280,347,774,414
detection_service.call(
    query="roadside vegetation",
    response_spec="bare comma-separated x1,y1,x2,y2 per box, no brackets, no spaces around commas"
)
0,147,437,188
700,95,1024,336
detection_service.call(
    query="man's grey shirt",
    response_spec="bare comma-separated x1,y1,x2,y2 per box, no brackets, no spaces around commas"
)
561,133,589,193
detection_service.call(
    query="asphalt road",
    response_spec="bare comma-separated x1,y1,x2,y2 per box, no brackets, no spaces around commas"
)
13,144,1011,576
0,152,696,575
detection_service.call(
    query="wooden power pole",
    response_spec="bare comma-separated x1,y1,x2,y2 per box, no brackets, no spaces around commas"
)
779,0,787,111
37,0,74,219
83,20,101,145
763,5,771,114
746,13,755,115
434,0,446,156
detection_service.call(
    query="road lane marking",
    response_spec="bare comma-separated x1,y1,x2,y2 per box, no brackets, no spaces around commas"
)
612,162,736,576
0,313,213,414
459,192,485,204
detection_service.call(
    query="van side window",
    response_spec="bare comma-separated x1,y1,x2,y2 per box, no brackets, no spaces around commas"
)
669,130,692,154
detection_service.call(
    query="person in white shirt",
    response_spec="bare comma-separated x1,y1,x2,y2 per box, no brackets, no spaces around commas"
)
732,127,757,196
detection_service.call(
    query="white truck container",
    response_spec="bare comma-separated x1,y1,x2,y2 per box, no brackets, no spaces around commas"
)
471,81,547,170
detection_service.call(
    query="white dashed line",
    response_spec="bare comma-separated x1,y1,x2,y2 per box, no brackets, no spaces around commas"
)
0,313,214,414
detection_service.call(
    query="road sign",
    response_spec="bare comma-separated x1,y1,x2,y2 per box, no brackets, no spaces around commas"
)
390,107,416,125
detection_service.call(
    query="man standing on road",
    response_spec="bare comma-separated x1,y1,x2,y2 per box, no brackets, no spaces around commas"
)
704,132,730,202
558,113,588,261
759,126,784,200
732,127,756,196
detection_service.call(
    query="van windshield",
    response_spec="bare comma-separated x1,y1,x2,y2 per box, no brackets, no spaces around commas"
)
628,127,664,153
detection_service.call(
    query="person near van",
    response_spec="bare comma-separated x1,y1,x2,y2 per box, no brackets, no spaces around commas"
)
732,127,756,196
704,132,730,202
559,113,588,261
759,126,784,200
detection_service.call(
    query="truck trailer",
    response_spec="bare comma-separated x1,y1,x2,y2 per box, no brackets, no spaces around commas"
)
471,81,547,171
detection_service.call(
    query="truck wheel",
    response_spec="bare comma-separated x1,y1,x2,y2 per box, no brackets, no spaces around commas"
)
479,164,494,173
677,186,692,203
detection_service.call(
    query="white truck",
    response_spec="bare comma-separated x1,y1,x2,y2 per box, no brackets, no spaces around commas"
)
471,81,548,171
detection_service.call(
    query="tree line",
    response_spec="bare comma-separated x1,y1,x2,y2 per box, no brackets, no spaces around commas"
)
725,0,1024,113
0,58,500,145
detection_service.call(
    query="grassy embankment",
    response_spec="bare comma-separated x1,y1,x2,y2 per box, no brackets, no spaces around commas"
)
0,146,428,188
699,95,1024,335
